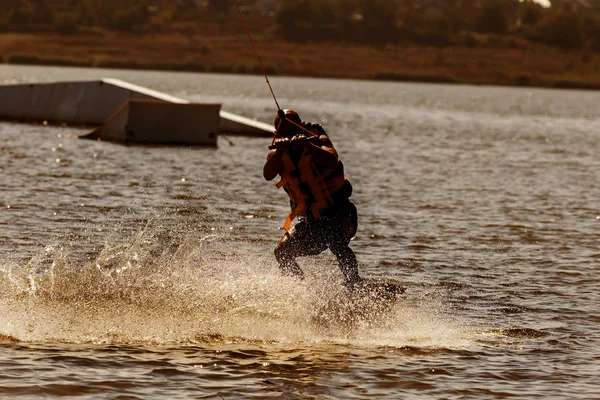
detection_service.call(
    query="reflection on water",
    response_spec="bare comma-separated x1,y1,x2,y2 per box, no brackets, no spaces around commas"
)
1,65,599,398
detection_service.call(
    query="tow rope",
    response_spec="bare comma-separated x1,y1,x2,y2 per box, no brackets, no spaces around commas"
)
233,0,280,112
232,0,317,144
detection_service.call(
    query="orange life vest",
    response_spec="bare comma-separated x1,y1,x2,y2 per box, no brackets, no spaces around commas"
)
276,147,346,231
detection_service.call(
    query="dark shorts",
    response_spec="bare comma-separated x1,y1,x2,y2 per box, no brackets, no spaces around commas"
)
283,200,358,256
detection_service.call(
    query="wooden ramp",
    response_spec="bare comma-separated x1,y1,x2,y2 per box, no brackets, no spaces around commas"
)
84,99,221,145
0,78,273,145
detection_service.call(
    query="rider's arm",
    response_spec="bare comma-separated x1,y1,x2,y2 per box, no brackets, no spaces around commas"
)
263,137,292,180
306,135,338,169
263,149,282,181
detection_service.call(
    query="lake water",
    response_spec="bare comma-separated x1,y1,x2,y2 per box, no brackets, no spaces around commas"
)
1,65,599,399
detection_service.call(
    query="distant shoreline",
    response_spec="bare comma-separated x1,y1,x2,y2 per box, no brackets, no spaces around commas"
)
1,32,599,91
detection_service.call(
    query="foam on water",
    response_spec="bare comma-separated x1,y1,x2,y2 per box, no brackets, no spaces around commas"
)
0,222,474,350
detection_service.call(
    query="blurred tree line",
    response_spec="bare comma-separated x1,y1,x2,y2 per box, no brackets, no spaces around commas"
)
274,0,600,51
0,0,599,51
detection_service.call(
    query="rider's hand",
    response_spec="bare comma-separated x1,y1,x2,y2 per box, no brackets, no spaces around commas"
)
274,137,291,151
291,134,309,147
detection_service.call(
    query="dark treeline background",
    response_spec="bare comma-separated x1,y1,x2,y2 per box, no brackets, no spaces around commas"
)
1,0,599,51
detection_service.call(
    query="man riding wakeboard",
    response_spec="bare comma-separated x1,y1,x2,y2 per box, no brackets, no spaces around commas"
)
263,109,363,292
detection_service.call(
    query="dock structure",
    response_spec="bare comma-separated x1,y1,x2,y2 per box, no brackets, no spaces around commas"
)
0,78,273,146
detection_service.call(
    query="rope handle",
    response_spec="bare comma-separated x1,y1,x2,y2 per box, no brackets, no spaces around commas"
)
268,135,317,150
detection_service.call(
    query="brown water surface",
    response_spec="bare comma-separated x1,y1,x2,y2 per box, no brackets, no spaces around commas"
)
1,65,599,399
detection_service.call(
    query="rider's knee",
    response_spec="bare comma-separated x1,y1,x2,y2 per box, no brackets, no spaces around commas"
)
329,243,353,258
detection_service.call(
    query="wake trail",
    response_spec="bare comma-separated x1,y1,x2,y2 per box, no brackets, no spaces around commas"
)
0,222,471,349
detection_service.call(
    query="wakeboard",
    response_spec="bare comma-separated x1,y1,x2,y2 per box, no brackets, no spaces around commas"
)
312,277,406,329
352,277,406,303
